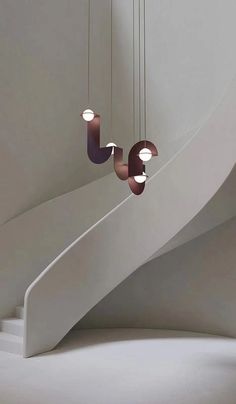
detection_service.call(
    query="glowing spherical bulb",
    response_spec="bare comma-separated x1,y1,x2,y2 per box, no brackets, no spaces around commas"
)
82,109,95,122
106,142,117,155
134,172,147,184
138,147,152,162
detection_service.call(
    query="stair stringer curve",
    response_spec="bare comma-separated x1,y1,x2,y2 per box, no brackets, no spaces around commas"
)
24,79,236,357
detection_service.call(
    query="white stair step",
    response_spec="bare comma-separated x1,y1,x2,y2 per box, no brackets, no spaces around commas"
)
16,305,24,319
0,318,24,337
0,332,23,355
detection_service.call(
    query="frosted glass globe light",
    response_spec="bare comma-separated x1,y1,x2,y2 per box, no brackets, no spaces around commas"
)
134,172,147,184
138,147,152,162
82,109,95,122
106,142,117,155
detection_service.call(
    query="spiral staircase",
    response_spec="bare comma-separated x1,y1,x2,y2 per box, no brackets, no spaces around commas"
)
0,74,235,356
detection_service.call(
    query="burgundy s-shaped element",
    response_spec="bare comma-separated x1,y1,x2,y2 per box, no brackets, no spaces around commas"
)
128,141,158,176
113,144,146,195
87,115,113,164
84,113,158,195
113,147,128,180
127,140,158,195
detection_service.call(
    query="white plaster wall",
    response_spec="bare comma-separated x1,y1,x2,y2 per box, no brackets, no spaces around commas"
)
77,217,236,337
24,73,236,356
1,0,236,224
147,0,236,171
150,165,236,260
0,0,134,225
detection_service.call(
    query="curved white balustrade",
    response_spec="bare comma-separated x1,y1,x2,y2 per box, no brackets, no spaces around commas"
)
0,0,236,358
23,79,236,357
0,172,130,320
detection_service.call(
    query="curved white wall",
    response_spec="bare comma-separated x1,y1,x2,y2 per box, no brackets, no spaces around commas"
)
0,0,235,320
77,218,236,337
0,0,235,357
24,76,236,356
1,0,236,224
150,165,236,260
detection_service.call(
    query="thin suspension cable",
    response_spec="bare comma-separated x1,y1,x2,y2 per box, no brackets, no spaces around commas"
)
110,0,113,137
87,0,90,104
133,0,135,143
143,0,147,143
138,0,141,142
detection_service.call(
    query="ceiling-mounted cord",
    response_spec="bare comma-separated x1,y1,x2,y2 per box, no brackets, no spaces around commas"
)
133,0,135,143
87,0,91,105
110,0,113,137
138,0,141,142
143,0,147,144
82,0,158,195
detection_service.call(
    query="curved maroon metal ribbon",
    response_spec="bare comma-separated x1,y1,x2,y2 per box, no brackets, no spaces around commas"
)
127,140,158,195
128,140,158,177
113,148,144,194
113,147,128,180
84,112,158,195
87,115,112,164
128,176,145,195
113,144,145,195
113,140,158,195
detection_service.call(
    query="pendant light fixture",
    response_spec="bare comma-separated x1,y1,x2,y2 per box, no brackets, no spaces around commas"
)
81,0,95,122
82,109,95,122
82,0,158,195
106,0,117,154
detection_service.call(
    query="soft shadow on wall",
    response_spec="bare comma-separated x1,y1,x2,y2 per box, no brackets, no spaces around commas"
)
77,216,236,337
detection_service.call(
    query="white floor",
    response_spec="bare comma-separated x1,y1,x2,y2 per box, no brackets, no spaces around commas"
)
1,329,236,404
